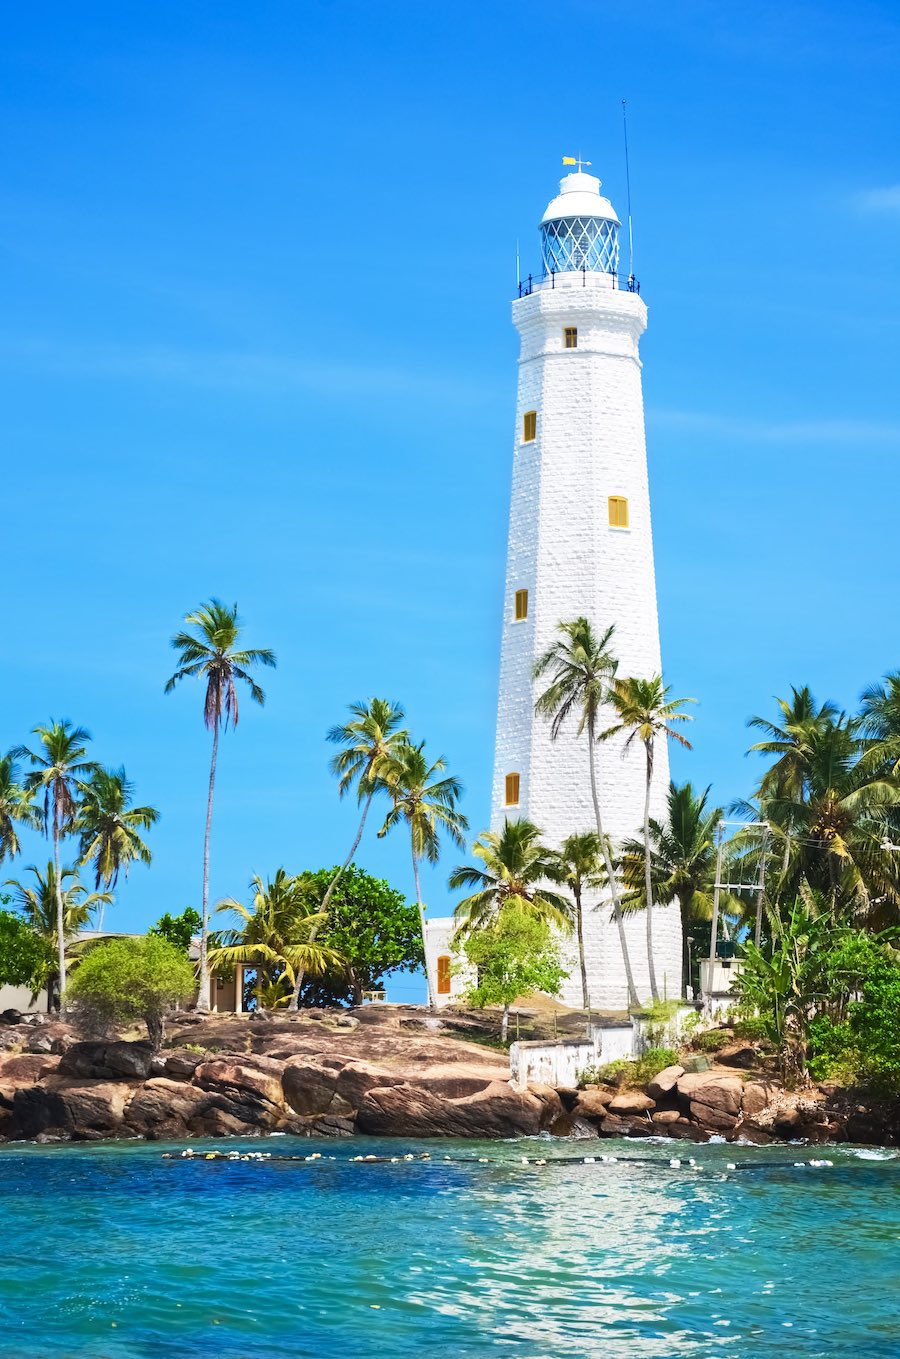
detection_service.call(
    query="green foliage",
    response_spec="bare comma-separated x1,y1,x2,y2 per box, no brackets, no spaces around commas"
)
693,1028,734,1053
639,998,682,1046
294,865,422,1006
580,1047,679,1089
68,935,196,1049
732,1017,769,1042
845,961,900,1092
150,908,202,955
461,909,566,1015
0,910,52,990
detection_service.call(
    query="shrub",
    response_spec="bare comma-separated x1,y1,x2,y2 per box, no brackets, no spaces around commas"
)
693,1029,734,1053
68,935,196,1050
579,1047,679,1089
0,910,51,991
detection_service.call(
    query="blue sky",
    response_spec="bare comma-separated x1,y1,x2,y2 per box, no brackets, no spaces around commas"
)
3,1,899,1000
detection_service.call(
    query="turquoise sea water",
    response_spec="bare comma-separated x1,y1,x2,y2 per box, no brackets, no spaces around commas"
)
2,1137,899,1358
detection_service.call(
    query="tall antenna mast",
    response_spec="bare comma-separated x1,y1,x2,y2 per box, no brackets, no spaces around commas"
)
621,98,635,282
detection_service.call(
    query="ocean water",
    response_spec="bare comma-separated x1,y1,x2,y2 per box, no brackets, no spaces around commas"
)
2,1137,899,1358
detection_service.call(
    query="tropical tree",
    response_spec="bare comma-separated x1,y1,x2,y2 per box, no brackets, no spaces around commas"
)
748,686,841,802
378,741,468,1010
68,935,196,1050
4,862,111,1010
450,817,572,938
460,909,567,1043
532,617,639,1009
76,766,159,893
165,599,276,1011
149,907,202,956
208,869,344,1013
323,699,408,915
858,672,900,743
12,721,97,1013
621,781,726,996
601,675,695,1001
0,753,42,863
548,831,603,1009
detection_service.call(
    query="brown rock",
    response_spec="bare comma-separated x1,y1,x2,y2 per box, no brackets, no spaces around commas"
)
666,1118,710,1142
356,1079,559,1139
688,1100,739,1131
194,1055,286,1112
608,1090,655,1115
741,1081,778,1118
58,1041,154,1082
164,1051,206,1080
572,1088,613,1120
716,1043,759,1070
10,1078,137,1139
646,1064,684,1100
651,1109,682,1125
549,1113,600,1139
737,1121,775,1145
0,1052,61,1083
281,1057,396,1118
125,1078,210,1138
677,1072,743,1117
598,1113,654,1138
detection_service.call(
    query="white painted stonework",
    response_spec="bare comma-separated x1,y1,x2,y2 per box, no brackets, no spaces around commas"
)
488,171,683,1010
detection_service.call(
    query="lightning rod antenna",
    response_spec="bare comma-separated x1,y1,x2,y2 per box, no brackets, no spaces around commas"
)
621,98,634,282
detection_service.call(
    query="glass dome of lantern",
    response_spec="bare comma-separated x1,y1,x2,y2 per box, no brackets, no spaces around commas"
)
539,168,621,276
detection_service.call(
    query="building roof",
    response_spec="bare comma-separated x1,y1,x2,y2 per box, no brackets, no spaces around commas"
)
541,171,620,227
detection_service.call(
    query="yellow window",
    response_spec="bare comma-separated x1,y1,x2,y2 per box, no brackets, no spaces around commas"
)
564,327,578,349
505,772,520,806
608,495,629,528
522,410,537,443
437,955,451,995
514,588,529,621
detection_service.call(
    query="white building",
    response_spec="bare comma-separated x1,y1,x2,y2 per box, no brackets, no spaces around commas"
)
425,164,682,1011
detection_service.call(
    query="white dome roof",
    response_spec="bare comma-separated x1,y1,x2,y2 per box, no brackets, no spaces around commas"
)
541,171,620,226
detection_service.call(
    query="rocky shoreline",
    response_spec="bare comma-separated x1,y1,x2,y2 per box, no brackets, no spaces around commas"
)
0,1007,895,1146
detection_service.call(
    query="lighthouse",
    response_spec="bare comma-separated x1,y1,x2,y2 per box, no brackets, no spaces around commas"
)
490,165,682,1009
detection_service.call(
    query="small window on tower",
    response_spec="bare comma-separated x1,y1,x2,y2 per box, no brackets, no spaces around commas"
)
514,588,529,621
505,772,521,806
522,410,537,443
564,327,578,349
608,495,629,529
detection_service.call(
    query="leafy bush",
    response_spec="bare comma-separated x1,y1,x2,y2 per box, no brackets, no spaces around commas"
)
68,935,196,1049
693,1029,734,1053
0,910,51,991
579,1047,679,1089
807,1016,858,1083
733,1017,769,1043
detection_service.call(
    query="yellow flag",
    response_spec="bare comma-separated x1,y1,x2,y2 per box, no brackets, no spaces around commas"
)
562,156,577,165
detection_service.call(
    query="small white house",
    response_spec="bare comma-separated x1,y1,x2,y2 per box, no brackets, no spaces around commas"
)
423,917,475,1008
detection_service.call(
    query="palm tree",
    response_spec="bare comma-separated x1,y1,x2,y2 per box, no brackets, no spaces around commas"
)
601,675,695,1001
324,698,407,914
621,781,725,996
0,753,42,863
533,616,640,1009
378,741,468,1010
450,818,573,938
209,869,344,1012
5,862,111,1010
859,672,900,742
76,766,159,899
12,721,96,1014
165,599,276,1012
548,831,603,1009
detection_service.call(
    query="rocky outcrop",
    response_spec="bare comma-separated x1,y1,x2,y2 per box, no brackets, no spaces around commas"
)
357,1080,562,1139
58,1041,154,1081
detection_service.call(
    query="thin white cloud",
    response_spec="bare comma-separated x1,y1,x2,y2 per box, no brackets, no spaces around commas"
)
855,185,900,216
0,337,495,404
648,408,900,445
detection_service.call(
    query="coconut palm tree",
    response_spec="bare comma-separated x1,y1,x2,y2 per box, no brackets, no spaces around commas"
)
450,818,573,940
532,616,640,1009
324,698,408,913
859,672,900,743
4,862,111,1010
12,721,97,1014
76,766,159,898
0,753,42,863
621,781,726,996
378,741,468,1010
165,599,276,1011
209,869,344,1012
601,675,695,1001
548,831,603,1009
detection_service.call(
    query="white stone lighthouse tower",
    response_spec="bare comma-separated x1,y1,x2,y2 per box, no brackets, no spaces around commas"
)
490,165,682,1010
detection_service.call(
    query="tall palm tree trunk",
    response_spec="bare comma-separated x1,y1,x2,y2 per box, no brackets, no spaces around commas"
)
573,884,589,1010
411,840,436,1011
587,716,639,1010
287,792,376,1012
53,811,66,1017
643,741,660,1002
196,719,220,1013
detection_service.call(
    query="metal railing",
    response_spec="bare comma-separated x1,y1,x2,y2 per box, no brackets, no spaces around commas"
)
516,268,641,299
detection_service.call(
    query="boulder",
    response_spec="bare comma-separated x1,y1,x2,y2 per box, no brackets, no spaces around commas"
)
736,1121,775,1145
58,1041,154,1081
598,1112,654,1138
608,1090,655,1115
9,1079,136,1139
0,1009,23,1026
741,1081,778,1118
681,1055,711,1074
356,1079,560,1139
194,1055,286,1113
651,1109,682,1126
26,1037,54,1055
677,1072,743,1117
572,1087,614,1121
665,1118,710,1142
125,1078,210,1138
0,1052,60,1083
647,1065,684,1100
549,1113,600,1139
716,1043,759,1070
164,1051,206,1081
